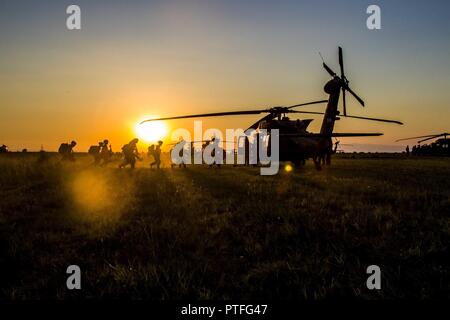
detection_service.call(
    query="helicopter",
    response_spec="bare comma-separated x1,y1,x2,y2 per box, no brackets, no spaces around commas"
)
142,47,403,170
396,133,449,156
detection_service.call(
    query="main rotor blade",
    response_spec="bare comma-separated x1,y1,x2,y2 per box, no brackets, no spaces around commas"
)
345,86,365,107
140,110,264,123
286,99,328,109
323,63,336,77
332,133,383,137
289,110,403,125
339,46,345,78
340,114,403,125
342,88,347,116
168,140,213,146
418,133,449,143
395,133,448,142
289,110,326,116
141,101,329,123
280,133,383,138
418,135,442,143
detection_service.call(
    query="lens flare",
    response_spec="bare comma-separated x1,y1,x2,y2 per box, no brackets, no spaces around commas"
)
68,169,134,226
135,120,168,143
71,171,108,212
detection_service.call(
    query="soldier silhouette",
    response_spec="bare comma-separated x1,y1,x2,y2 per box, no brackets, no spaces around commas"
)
148,144,155,166
59,140,77,161
100,139,111,166
150,140,163,169
0,144,8,153
88,142,103,165
178,138,187,169
119,138,141,169
208,137,223,168
173,138,187,168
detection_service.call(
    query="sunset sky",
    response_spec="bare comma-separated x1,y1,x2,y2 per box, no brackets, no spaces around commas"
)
1,0,449,152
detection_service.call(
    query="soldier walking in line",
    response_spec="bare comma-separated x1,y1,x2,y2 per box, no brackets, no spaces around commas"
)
100,139,111,166
88,141,103,165
150,140,163,169
58,140,77,161
119,138,141,169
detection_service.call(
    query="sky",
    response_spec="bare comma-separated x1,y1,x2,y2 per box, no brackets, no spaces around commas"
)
1,0,449,152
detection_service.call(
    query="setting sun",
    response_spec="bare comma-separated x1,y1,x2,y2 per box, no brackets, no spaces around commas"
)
135,120,168,143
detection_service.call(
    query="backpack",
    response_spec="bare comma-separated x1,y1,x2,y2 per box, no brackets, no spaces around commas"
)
122,144,130,153
88,145,100,154
58,143,69,154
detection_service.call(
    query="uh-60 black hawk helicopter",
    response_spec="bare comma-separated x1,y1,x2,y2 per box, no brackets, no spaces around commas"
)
396,132,449,156
142,47,403,170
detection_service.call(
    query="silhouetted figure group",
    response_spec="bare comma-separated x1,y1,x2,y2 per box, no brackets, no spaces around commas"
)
411,141,450,156
117,139,165,169
54,137,169,169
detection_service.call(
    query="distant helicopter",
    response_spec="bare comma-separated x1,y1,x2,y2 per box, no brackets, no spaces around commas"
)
396,132,449,156
142,47,403,170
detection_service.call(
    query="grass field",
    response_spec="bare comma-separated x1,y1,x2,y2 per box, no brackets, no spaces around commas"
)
0,154,449,299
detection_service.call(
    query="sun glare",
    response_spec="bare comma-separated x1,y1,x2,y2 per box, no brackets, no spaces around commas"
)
135,120,168,143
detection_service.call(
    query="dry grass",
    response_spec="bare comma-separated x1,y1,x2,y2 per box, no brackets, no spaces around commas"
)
0,153,449,299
